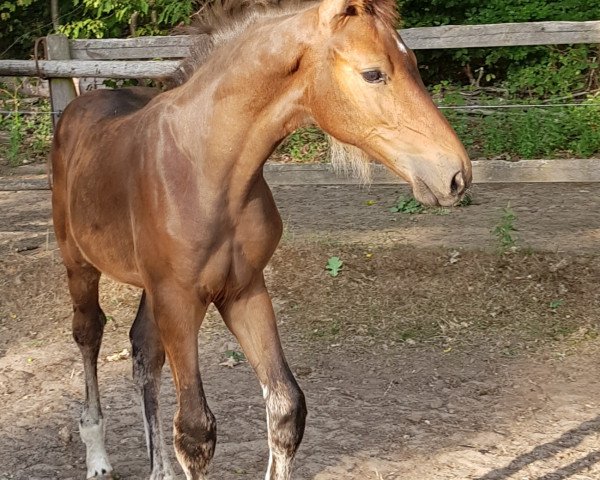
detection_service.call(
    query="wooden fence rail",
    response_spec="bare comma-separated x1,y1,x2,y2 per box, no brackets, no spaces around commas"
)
1,21,599,80
0,20,599,184
2,159,598,191
0,59,181,79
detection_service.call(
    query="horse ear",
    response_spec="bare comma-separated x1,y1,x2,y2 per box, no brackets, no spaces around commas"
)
317,0,398,29
317,0,350,27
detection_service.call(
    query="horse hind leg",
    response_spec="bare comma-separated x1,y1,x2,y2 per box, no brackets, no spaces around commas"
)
130,291,175,479
67,263,113,479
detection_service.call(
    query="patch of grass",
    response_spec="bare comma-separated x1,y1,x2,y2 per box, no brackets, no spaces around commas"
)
0,83,53,166
459,192,474,207
6,112,23,166
389,196,425,214
493,205,517,252
390,195,471,215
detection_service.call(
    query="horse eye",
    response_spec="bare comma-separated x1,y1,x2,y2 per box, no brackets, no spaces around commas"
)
361,70,385,84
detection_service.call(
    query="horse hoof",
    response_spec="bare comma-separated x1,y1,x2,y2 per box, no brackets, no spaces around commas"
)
87,472,113,480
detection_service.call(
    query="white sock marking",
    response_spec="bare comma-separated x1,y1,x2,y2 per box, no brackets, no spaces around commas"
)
79,419,112,478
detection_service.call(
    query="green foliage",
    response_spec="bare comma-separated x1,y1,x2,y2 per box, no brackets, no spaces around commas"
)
224,350,245,362
326,256,343,277
24,100,53,156
0,0,54,59
503,46,598,98
6,112,23,166
0,83,53,166
549,299,564,312
459,192,473,207
439,93,600,159
398,0,600,95
493,205,517,252
0,0,197,58
277,127,328,163
0,84,23,166
389,194,473,215
389,196,425,214
59,0,195,39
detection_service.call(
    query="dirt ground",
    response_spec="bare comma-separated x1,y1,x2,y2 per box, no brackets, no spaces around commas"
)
1,178,600,480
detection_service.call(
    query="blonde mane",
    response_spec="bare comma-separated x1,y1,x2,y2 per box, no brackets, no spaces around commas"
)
329,137,373,184
170,0,317,86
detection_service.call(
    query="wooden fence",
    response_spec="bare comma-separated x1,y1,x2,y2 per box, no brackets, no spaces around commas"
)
0,20,599,185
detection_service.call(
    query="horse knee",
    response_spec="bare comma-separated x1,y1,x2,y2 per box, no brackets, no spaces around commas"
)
72,306,105,350
173,407,217,473
265,383,307,454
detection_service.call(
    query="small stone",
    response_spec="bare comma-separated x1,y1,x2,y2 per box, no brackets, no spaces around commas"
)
59,425,72,444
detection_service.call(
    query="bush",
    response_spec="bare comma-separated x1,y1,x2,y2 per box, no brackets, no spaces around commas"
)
438,93,600,159
398,0,600,96
0,83,52,166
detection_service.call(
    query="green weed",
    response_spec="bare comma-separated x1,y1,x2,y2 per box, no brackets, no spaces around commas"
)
459,192,474,206
390,195,469,215
549,299,564,312
0,83,53,166
326,256,343,277
390,196,425,214
493,205,517,251
224,350,245,363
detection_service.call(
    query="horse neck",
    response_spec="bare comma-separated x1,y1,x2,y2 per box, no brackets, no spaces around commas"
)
167,8,318,196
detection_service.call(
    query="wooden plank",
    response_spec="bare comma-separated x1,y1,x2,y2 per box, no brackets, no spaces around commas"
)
472,158,600,183
401,20,600,49
60,20,600,62
0,21,597,79
2,160,598,192
69,35,195,60
62,20,600,62
0,59,181,79
263,159,600,185
0,176,50,191
45,35,77,127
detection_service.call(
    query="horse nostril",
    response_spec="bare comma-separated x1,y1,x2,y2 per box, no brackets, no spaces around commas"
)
450,170,465,196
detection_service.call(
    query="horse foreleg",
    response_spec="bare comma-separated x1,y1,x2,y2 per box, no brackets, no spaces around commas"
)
149,285,216,480
130,291,175,479
67,264,113,479
217,277,307,480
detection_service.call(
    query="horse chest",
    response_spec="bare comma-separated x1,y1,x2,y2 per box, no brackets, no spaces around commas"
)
193,211,282,298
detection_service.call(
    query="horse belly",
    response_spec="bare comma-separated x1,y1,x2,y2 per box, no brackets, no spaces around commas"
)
67,161,142,286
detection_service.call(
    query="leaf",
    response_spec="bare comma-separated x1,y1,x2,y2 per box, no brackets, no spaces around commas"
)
220,350,245,368
390,196,425,214
326,256,343,277
225,350,245,363
549,299,564,310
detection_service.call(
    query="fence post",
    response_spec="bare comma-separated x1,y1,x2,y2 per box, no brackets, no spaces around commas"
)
45,34,77,128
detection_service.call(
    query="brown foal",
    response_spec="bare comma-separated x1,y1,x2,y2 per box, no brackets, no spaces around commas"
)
51,0,471,478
